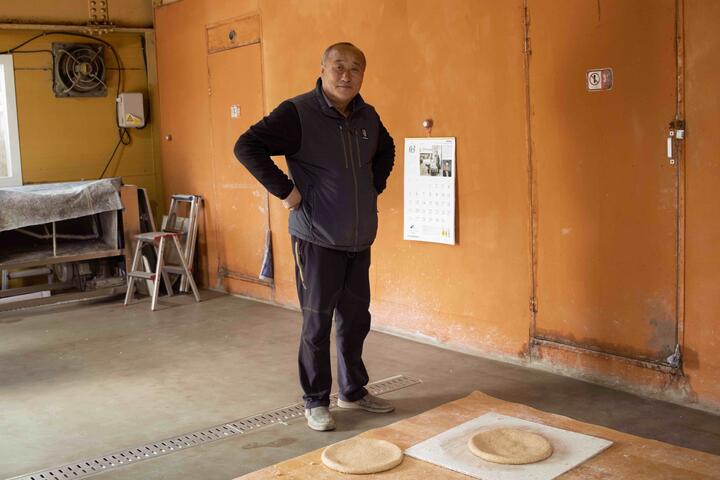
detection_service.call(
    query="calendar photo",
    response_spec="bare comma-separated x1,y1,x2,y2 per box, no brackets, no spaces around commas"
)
418,144,453,178
404,137,456,245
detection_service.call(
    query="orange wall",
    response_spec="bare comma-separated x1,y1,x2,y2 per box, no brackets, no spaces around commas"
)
684,0,720,409
154,0,720,412
259,0,532,360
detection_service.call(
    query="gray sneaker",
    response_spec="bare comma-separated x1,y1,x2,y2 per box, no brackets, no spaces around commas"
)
304,406,336,431
337,393,395,413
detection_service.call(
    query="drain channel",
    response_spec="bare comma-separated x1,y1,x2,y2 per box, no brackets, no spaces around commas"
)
8,374,421,480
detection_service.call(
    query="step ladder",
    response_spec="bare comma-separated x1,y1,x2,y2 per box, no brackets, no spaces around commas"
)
162,195,202,293
124,194,202,311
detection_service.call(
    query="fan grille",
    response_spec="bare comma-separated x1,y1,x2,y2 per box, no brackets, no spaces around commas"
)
52,43,107,97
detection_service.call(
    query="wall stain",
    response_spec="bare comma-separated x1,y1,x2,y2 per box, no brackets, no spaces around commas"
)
518,342,530,359
535,327,675,363
645,297,676,358
682,347,700,370
647,317,676,358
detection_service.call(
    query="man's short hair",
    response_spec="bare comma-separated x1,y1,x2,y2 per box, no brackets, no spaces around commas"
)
321,42,366,70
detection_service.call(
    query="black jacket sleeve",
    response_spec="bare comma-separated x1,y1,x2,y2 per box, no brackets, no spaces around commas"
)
372,119,395,194
233,101,301,200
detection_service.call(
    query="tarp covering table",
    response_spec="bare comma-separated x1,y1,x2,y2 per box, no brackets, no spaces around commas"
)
0,178,123,232
236,391,720,479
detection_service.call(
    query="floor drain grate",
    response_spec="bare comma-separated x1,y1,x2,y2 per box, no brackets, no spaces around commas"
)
8,374,421,480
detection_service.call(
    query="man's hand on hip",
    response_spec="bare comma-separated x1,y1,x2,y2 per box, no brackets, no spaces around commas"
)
282,186,302,210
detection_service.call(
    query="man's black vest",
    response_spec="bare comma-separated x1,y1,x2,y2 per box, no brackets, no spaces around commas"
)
287,80,380,252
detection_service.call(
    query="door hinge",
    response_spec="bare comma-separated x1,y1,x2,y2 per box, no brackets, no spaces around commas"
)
529,296,538,313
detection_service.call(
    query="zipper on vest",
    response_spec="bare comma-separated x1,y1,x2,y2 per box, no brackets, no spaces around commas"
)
338,125,350,169
345,121,360,247
353,130,363,169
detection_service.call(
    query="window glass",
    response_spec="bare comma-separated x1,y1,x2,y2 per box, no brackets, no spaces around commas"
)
0,64,8,178
0,55,22,187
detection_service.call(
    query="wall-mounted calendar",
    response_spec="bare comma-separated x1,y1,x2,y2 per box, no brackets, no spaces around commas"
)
403,137,456,245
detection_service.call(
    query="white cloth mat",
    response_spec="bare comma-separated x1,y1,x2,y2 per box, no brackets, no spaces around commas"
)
404,412,613,480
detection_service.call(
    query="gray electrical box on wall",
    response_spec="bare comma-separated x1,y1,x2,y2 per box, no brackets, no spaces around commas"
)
117,93,145,128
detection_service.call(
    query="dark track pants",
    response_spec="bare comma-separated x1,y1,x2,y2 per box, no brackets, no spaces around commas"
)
291,236,371,408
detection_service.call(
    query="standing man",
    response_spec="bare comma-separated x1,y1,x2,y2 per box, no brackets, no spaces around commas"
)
234,42,395,431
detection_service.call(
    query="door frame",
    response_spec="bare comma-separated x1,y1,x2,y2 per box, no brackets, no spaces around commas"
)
524,0,686,371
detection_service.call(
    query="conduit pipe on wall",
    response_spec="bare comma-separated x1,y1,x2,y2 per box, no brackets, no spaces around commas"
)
0,23,151,33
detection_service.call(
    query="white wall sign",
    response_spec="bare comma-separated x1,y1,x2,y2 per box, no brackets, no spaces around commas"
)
586,68,613,91
404,137,456,245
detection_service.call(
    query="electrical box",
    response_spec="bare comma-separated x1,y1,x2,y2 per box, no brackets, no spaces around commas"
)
117,93,145,128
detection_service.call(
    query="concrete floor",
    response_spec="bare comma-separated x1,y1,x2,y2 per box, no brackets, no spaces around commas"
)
1,291,719,480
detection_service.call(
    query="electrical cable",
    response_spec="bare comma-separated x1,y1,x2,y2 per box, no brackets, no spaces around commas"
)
3,49,53,55
99,127,131,179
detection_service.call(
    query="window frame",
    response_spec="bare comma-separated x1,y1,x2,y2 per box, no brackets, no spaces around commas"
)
0,54,23,187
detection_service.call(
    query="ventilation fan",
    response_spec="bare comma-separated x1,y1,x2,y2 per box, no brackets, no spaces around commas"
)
52,42,107,97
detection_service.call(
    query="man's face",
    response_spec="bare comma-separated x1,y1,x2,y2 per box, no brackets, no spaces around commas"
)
320,47,365,106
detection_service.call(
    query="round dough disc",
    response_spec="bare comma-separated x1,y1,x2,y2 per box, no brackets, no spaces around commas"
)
321,438,403,474
468,428,553,465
